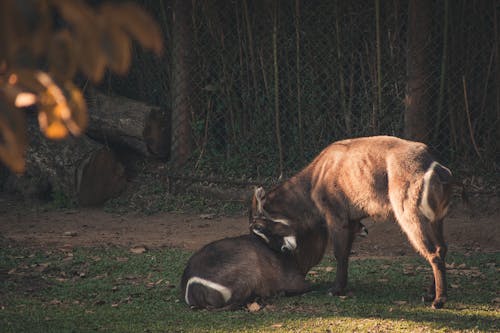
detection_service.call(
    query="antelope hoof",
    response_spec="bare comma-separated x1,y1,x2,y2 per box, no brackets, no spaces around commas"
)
431,296,446,309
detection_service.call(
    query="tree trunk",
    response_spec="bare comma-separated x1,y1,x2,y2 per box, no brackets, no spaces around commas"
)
86,91,171,159
404,0,433,143
6,118,126,206
170,0,194,168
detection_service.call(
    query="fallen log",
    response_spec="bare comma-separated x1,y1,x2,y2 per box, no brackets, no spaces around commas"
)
86,90,171,159
6,118,126,206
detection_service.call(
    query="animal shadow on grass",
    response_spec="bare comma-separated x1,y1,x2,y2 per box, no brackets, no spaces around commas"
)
272,269,498,332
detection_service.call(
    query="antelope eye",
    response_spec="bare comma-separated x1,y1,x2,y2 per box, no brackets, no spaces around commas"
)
252,224,264,232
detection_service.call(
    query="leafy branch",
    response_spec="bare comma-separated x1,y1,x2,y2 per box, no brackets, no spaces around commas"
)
0,0,163,173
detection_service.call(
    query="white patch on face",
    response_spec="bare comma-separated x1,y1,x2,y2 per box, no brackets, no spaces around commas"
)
358,226,368,237
281,235,297,252
272,218,290,226
185,277,232,305
254,187,266,214
252,229,270,243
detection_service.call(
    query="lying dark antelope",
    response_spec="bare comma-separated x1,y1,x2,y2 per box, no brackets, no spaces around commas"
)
180,218,309,309
182,206,369,310
251,136,452,309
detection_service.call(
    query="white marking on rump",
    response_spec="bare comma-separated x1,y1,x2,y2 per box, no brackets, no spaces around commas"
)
252,229,270,243
437,163,452,178
282,235,297,251
419,161,437,221
185,277,232,305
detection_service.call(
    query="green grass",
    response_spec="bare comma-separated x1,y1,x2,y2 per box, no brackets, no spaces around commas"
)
0,241,498,332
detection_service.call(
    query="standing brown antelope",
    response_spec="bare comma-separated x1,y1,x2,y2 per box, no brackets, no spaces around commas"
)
251,136,452,309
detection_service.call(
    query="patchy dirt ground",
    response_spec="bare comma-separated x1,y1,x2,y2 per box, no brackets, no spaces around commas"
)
0,194,498,257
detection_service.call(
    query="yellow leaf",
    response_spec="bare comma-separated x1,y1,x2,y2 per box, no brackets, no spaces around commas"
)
64,83,87,136
14,92,37,107
37,86,69,140
42,118,68,140
0,78,38,107
35,73,87,138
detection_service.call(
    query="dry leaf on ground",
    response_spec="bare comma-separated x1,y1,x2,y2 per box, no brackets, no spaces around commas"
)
129,246,147,254
247,302,261,312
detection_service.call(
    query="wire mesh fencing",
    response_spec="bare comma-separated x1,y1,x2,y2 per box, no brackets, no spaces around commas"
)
104,0,499,185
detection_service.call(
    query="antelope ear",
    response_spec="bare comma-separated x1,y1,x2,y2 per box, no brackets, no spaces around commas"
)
253,186,266,213
254,187,265,200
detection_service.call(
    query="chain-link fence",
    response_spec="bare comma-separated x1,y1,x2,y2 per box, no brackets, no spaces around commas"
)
105,0,499,184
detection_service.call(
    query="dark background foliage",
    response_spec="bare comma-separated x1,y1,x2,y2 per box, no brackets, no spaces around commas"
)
103,0,499,183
